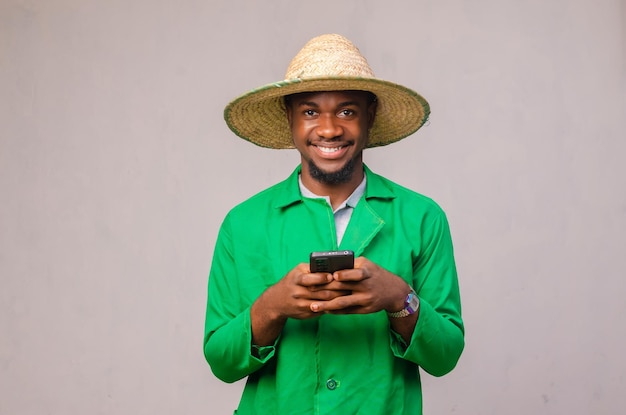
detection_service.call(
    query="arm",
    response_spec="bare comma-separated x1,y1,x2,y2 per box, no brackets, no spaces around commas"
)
398,210,464,376
204,215,349,381
203,217,264,383
309,210,464,376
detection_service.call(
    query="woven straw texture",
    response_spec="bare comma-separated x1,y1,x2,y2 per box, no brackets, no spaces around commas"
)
224,34,430,149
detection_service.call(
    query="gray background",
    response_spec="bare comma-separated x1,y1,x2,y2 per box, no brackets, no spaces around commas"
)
1,0,625,414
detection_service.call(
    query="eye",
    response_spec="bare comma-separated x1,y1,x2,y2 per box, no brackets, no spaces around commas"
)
303,109,317,117
338,109,356,117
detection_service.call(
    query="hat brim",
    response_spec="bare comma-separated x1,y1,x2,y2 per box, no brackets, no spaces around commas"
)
224,77,430,149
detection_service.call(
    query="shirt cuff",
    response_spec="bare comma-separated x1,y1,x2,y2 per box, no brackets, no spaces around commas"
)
251,343,276,362
389,328,409,356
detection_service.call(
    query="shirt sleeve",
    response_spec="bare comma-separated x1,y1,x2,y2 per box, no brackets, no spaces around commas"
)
203,215,276,383
390,209,465,377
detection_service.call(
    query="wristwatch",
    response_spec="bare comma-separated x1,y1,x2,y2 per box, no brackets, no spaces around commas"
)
387,288,420,318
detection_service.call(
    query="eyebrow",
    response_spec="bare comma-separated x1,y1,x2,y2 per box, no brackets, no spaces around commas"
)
295,100,362,108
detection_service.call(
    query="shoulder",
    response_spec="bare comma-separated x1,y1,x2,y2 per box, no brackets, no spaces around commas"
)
224,171,298,224
366,169,447,218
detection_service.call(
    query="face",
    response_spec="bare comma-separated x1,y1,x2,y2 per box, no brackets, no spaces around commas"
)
285,90,377,186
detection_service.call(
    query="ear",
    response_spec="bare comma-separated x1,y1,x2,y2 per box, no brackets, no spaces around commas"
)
285,102,298,146
367,100,377,130
285,103,293,128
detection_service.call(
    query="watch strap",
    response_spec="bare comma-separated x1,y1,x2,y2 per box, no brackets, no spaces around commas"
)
387,289,419,318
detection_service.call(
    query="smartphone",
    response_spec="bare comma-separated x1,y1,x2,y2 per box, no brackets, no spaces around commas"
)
310,250,354,273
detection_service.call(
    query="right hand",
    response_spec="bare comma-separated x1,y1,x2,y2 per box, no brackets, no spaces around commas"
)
261,263,352,321
251,263,352,346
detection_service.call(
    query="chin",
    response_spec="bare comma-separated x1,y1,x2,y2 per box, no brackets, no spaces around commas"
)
308,158,355,185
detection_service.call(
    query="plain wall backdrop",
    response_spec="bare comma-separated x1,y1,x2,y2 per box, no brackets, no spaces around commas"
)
1,1,625,414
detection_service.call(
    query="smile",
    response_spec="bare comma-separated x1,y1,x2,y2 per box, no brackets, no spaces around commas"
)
316,145,345,154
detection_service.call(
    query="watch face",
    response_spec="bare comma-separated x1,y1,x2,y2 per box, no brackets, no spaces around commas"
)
388,290,419,318
406,293,420,314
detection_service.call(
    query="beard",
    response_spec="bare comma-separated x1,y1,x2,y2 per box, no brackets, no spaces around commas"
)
308,156,356,185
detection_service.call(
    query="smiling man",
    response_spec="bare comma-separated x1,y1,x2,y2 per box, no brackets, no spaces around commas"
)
286,91,375,202
204,34,464,415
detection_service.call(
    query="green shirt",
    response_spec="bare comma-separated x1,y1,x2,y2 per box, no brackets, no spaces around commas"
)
204,165,464,415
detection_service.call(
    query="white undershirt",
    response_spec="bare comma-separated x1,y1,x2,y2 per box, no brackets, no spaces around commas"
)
298,175,367,245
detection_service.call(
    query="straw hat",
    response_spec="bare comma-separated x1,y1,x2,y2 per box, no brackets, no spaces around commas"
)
224,34,430,149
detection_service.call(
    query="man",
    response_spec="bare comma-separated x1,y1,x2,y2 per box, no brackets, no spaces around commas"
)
204,34,464,415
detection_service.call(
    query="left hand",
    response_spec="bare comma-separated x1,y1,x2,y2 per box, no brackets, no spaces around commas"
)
309,256,411,314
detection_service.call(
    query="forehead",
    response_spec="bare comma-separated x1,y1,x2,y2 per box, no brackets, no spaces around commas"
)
285,90,374,106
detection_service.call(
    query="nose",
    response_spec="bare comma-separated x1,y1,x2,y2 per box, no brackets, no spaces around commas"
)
315,114,342,139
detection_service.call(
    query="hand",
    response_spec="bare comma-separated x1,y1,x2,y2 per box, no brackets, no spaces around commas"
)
250,263,351,346
261,263,352,320
309,257,411,315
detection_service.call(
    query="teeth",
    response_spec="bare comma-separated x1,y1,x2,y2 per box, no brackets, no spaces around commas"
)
317,146,342,153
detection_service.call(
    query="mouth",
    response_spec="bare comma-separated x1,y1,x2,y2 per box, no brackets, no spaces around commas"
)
316,145,345,154
312,143,350,160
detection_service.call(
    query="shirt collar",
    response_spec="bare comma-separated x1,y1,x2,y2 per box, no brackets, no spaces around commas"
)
298,174,366,212
273,164,396,210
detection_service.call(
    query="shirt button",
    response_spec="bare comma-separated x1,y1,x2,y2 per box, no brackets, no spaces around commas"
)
326,379,337,390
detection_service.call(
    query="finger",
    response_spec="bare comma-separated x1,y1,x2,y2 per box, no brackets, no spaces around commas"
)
309,280,354,291
332,268,366,282
353,256,369,268
300,272,333,287
310,292,366,313
295,262,311,274
307,289,352,301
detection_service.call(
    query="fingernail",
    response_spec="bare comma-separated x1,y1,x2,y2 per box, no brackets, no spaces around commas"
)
311,303,319,312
